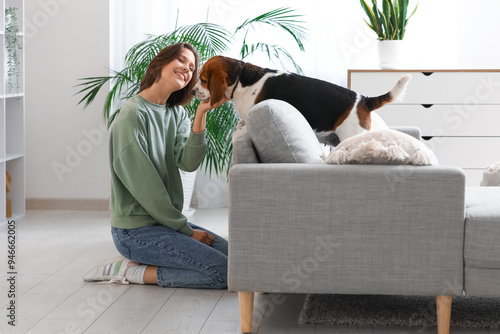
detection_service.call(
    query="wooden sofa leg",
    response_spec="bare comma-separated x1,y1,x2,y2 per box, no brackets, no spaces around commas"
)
436,295,452,334
239,291,254,333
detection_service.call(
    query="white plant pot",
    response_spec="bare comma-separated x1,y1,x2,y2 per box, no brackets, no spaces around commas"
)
193,167,229,209
377,40,405,69
180,170,197,218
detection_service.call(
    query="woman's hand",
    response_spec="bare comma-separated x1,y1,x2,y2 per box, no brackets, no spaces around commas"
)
190,229,215,245
197,97,230,114
192,97,231,133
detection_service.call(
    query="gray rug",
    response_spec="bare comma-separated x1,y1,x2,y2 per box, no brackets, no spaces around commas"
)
299,294,500,328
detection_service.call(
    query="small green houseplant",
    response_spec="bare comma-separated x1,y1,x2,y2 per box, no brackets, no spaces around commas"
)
5,6,22,94
76,7,307,177
360,0,418,40
360,0,418,67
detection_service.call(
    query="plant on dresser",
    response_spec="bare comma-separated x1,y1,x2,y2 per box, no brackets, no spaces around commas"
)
348,69,500,186
360,0,419,68
360,0,418,40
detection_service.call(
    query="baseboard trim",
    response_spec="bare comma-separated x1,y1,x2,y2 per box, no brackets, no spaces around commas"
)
26,198,110,211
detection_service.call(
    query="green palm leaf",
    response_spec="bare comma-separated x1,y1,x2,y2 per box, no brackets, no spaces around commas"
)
235,7,307,72
75,76,113,109
171,23,232,59
244,43,303,74
236,7,307,51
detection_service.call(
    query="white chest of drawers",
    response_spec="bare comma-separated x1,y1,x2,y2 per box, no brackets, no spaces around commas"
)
348,69,500,186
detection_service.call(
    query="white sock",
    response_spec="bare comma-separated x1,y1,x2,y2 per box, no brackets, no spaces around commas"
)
125,265,147,284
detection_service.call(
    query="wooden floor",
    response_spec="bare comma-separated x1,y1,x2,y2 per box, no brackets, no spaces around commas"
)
0,208,497,334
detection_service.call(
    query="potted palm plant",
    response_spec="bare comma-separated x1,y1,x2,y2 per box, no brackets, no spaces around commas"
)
360,0,418,68
76,7,307,178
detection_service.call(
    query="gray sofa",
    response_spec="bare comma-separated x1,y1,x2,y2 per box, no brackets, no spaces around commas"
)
227,100,500,334
464,187,500,296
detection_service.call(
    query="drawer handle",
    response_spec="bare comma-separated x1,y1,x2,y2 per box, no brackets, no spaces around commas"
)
422,72,434,76
421,104,433,108
421,136,433,141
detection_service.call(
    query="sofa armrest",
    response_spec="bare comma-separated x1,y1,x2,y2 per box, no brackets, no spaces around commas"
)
228,163,466,296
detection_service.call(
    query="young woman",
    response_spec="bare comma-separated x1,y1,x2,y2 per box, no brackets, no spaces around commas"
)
84,42,229,288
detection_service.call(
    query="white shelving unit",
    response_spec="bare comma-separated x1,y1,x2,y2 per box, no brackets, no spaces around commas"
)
1,0,24,223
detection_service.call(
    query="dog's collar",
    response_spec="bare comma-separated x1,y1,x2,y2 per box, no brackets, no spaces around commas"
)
230,64,245,99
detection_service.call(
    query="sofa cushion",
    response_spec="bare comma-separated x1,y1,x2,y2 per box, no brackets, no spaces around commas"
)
325,129,438,166
245,99,323,163
465,187,500,269
232,126,260,164
481,161,500,186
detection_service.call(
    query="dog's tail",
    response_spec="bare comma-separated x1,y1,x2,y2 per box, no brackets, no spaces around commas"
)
360,75,411,112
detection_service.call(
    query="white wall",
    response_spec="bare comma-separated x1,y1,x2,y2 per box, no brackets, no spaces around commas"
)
25,0,110,200
457,0,500,68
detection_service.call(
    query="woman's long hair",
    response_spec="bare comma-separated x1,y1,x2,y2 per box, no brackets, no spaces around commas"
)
140,42,200,107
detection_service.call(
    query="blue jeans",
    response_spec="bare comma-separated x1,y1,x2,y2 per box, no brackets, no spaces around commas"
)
111,223,228,289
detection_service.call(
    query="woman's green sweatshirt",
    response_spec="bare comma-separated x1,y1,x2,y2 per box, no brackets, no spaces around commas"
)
109,95,206,236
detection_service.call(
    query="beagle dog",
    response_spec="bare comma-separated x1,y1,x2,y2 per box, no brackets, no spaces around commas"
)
192,55,411,145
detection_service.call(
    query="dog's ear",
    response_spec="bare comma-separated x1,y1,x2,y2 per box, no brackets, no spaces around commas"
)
208,70,228,107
